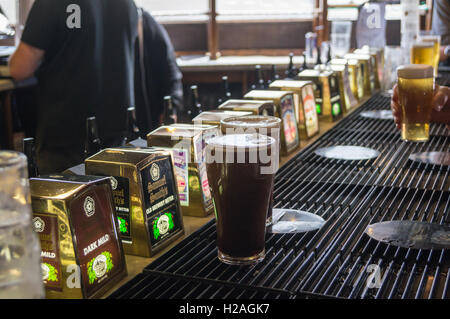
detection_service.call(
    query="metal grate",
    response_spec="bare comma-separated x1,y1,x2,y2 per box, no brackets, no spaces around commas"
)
109,271,294,299
110,92,450,299
276,93,449,190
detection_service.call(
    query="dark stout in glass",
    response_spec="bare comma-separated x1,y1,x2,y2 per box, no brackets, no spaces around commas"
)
206,134,276,265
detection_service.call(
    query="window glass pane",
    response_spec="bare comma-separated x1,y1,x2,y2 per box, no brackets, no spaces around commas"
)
217,0,314,20
328,0,365,5
328,2,427,21
328,8,358,21
0,0,16,24
136,0,209,15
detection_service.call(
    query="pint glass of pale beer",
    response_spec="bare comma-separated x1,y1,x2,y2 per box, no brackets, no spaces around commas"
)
419,35,441,77
411,41,435,71
397,64,434,142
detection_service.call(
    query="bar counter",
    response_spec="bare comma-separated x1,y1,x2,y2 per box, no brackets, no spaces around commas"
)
103,81,449,299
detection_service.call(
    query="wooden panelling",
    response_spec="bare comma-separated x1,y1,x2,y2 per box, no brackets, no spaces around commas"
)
218,21,312,50
163,23,208,52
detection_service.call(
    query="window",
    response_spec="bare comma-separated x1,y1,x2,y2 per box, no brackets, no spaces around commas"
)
136,0,209,23
136,0,315,23
328,0,430,21
0,0,17,24
217,0,315,22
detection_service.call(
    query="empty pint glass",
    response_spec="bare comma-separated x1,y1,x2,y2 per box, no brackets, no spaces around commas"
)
205,134,276,265
220,116,281,226
397,64,434,142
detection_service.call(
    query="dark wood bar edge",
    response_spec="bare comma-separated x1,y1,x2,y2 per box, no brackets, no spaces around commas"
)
102,95,372,298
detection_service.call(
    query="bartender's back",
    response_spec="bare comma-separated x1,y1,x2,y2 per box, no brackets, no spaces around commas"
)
21,0,138,173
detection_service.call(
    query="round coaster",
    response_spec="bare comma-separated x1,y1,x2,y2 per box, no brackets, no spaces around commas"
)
314,146,380,161
366,221,450,250
409,152,450,166
267,209,325,234
360,110,394,120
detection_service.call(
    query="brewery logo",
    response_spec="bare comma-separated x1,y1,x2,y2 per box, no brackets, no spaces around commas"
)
84,196,95,217
92,254,107,279
157,214,170,236
150,163,160,182
87,252,114,284
33,217,45,233
110,176,118,190
332,103,341,117
59,222,68,236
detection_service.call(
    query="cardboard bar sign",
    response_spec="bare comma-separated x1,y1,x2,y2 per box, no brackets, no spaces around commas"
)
356,3,386,49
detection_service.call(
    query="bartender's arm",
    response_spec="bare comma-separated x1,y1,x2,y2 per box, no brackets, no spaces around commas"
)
9,0,55,81
9,42,44,81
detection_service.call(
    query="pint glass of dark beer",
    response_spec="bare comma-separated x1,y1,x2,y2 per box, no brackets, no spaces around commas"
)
205,134,276,265
397,64,434,142
220,116,281,226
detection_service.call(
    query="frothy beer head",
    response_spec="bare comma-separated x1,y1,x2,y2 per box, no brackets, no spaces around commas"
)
412,41,434,49
207,133,274,152
206,133,277,174
220,115,281,135
397,64,433,79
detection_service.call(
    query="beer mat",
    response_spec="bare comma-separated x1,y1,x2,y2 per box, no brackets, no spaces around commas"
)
408,152,450,166
359,110,394,120
127,137,147,148
365,221,450,250
267,209,325,234
62,163,85,175
380,90,393,98
314,146,380,161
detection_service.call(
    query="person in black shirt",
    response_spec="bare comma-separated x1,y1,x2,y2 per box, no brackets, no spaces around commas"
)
432,0,450,65
134,9,183,135
9,0,138,174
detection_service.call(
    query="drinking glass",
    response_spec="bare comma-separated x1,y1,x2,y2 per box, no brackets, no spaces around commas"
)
206,134,276,265
410,41,435,70
397,64,434,142
0,151,44,298
383,46,403,92
220,116,280,227
419,33,441,77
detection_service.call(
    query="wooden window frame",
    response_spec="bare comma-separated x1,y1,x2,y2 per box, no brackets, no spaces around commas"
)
162,0,321,59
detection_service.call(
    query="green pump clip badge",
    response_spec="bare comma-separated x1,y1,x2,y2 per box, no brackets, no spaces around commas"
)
316,103,322,115
87,251,114,285
153,212,175,240
332,103,341,117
